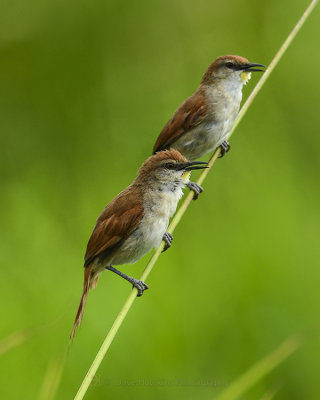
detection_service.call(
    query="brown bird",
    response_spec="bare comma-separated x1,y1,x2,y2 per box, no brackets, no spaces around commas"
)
70,149,207,339
153,55,265,198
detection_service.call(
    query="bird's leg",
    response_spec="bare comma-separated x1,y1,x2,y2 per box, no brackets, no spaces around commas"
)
162,232,174,252
105,266,149,297
218,140,231,158
187,181,204,200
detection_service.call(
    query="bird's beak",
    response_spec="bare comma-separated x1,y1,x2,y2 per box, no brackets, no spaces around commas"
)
181,161,208,171
238,62,265,72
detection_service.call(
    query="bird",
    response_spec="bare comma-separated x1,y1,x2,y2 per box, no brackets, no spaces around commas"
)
70,149,207,339
153,55,265,199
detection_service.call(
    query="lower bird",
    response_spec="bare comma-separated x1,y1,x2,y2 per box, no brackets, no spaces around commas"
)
71,149,207,339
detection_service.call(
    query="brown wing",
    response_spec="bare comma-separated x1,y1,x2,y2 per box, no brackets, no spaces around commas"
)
153,92,207,153
84,187,143,267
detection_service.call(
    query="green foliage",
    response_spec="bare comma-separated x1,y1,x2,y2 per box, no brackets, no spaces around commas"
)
0,1,319,399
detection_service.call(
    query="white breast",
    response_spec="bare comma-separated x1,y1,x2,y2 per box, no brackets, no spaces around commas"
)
172,80,244,160
111,185,184,266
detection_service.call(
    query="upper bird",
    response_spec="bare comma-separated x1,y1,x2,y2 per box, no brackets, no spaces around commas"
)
70,149,207,339
153,55,264,197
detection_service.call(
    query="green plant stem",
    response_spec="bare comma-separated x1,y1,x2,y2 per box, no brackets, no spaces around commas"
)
0,330,31,356
74,2,318,398
216,336,301,400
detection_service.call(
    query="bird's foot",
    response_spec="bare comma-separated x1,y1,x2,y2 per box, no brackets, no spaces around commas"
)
132,279,149,297
218,141,230,158
105,266,149,297
162,232,174,252
187,181,204,200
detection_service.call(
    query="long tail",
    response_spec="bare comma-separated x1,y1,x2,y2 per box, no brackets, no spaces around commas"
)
70,265,100,340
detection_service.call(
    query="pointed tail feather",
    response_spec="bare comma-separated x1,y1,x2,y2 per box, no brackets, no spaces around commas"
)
70,265,100,340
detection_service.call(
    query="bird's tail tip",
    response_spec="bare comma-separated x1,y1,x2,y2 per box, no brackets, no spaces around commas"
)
70,265,99,341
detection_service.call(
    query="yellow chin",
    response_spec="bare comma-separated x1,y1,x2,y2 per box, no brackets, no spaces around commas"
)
182,171,191,181
241,71,251,85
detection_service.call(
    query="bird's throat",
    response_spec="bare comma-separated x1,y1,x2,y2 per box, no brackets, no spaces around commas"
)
240,71,251,85
182,171,191,182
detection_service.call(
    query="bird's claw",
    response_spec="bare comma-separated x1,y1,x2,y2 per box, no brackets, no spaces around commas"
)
132,279,149,297
187,181,204,200
218,140,230,158
162,232,174,252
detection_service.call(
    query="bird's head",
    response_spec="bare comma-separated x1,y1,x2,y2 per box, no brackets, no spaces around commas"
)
138,149,207,185
201,55,265,86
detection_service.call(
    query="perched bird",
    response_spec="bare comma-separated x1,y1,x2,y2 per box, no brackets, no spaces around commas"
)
71,149,207,338
153,55,265,198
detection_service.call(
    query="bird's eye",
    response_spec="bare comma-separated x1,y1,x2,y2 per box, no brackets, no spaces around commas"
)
225,62,234,69
166,162,175,170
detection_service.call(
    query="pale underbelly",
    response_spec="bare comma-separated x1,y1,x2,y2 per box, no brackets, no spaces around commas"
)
110,215,169,266
172,118,236,160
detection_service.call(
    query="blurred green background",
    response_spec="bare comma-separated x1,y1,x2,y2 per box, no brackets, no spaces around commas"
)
1,0,320,399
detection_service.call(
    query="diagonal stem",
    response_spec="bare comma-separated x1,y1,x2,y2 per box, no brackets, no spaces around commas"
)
74,1,318,398
216,335,301,400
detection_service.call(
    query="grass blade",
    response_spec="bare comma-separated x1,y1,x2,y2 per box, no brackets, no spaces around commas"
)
38,352,66,400
216,336,300,400
0,330,31,356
